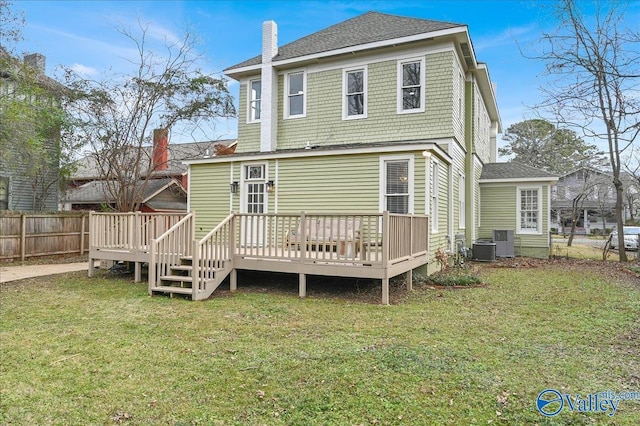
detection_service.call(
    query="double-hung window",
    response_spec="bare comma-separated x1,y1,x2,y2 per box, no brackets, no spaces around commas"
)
381,157,413,215
285,71,305,118
431,161,439,232
517,187,542,233
248,79,261,122
459,172,466,229
343,67,367,119
0,177,8,210
397,57,425,113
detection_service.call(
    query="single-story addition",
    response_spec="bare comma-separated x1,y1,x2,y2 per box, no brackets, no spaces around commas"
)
479,162,558,258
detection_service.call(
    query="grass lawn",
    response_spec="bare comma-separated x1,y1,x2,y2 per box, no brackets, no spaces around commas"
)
1,261,639,425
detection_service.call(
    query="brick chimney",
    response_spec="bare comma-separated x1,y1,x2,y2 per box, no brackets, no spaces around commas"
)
24,53,46,74
152,128,169,171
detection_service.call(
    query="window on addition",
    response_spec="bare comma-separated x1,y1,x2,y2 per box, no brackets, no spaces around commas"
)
343,68,367,119
248,79,261,122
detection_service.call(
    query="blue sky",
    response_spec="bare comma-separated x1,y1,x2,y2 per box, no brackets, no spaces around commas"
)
11,0,640,153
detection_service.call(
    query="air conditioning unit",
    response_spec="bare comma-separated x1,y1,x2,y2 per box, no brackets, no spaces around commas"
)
493,230,515,258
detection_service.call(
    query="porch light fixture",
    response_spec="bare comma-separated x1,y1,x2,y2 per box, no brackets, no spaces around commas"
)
230,181,239,194
266,180,275,193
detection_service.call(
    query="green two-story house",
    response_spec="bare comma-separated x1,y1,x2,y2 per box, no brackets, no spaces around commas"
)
181,11,555,299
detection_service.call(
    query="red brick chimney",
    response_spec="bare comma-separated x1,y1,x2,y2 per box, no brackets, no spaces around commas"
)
152,128,169,171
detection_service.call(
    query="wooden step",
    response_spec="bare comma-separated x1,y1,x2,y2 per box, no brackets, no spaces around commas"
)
170,265,193,272
152,286,193,295
160,275,193,283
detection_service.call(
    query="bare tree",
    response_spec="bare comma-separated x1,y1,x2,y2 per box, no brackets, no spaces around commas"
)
63,21,235,212
533,0,640,261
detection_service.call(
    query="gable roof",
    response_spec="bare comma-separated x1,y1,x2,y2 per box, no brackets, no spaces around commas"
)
480,162,558,182
225,11,464,71
62,177,186,210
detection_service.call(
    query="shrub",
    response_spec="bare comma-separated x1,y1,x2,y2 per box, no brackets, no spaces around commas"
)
424,266,482,287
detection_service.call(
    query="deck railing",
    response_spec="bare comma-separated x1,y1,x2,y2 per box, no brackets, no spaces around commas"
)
89,211,185,252
192,213,235,292
234,212,428,266
149,213,195,288
142,211,428,295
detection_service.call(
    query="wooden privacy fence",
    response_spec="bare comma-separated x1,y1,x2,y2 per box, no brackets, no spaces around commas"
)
0,211,90,261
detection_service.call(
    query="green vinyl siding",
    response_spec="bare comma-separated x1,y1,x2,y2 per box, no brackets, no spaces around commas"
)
190,163,234,237
479,183,551,258
236,79,261,153
188,151,429,235
276,154,379,213
428,158,449,260
275,50,456,150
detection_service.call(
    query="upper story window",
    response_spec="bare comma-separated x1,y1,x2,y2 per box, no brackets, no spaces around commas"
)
397,57,425,114
248,79,261,123
285,71,306,118
343,67,367,119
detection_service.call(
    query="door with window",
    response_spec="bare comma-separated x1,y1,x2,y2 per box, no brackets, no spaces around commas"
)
242,164,267,246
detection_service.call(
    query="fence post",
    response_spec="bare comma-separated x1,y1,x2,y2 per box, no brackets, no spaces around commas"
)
20,213,26,261
80,214,86,256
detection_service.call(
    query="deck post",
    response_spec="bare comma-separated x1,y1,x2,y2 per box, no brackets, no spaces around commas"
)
230,269,237,292
149,238,156,295
300,211,307,263
406,269,413,291
191,239,199,301
382,277,389,305
382,211,390,269
134,262,141,283
299,273,306,298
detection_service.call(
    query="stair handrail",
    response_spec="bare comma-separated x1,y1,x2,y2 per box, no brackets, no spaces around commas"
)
149,212,195,292
193,213,235,293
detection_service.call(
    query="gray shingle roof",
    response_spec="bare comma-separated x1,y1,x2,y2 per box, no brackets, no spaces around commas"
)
63,177,185,204
71,139,236,180
480,162,558,180
225,11,463,71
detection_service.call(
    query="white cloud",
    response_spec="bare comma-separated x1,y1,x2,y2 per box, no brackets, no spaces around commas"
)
70,63,98,76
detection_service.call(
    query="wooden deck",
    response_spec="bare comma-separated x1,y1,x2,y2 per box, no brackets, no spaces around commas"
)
89,211,429,304
88,212,187,281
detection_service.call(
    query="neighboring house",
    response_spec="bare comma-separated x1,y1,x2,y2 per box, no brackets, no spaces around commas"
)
550,167,624,234
183,11,555,263
61,178,187,212
63,130,236,211
0,52,62,211
479,162,558,258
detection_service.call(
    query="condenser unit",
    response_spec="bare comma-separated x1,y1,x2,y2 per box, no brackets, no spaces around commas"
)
493,230,515,258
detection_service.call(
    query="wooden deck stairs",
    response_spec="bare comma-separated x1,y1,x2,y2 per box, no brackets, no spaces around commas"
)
152,255,232,300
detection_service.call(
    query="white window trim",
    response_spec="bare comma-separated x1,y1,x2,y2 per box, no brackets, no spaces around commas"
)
284,69,307,119
379,155,414,214
431,160,439,233
240,162,269,214
342,66,368,120
396,57,425,114
459,171,466,229
516,186,543,235
247,78,261,124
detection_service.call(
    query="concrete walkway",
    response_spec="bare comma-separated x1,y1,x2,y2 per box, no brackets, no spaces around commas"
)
0,262,92,283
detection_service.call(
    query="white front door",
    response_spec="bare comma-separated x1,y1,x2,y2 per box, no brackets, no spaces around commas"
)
242,164,267,246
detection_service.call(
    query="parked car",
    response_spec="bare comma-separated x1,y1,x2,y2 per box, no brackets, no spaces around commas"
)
609,226,640,250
